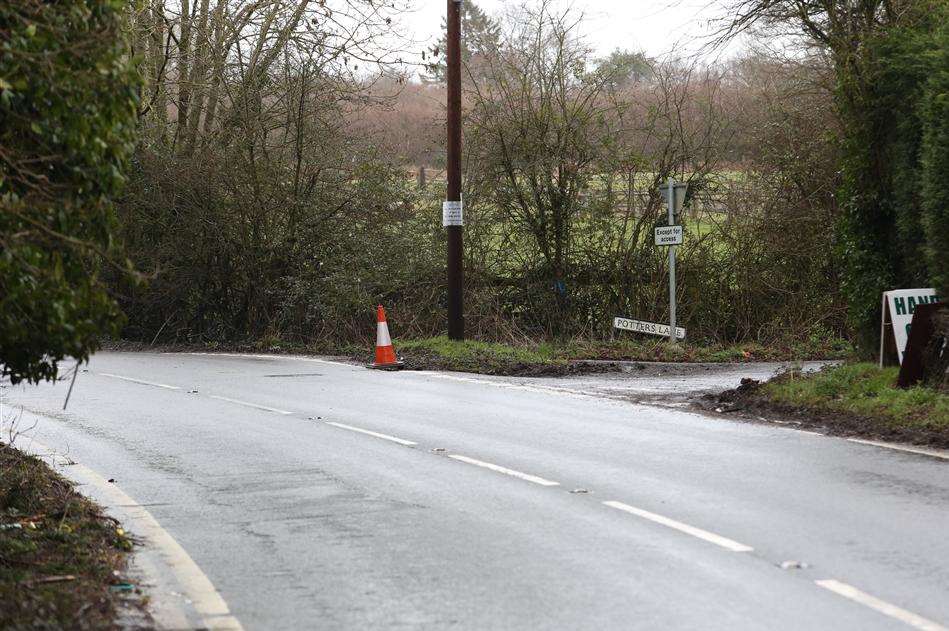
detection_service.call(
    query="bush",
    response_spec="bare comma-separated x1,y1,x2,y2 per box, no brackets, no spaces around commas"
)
837,12,949,354
115,145,443,345
920,24,949,300
110,5,850,350
0,0,138,383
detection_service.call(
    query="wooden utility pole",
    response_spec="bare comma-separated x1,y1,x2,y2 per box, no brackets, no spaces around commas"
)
445,0,465,340
667,178,677,345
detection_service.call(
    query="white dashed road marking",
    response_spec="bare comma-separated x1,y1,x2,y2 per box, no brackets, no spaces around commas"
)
208,395,293,415
98,373,181,391
448,454,560,486
324,422,417,446
603,500,754,552
815,579,947,631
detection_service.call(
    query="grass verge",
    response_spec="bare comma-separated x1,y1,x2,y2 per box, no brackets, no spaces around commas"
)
718,363,949,447
0,442,143,629
388,335,851,376
562,336,852,363
395,337,577,376
105,333,852,376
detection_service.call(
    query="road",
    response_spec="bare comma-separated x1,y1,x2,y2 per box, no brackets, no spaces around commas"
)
3,352,948,630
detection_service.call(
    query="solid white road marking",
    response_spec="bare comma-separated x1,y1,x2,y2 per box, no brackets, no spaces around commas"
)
23,439,244,631
418,372,594,400
603,500,754,552
98,373,181,391
208,395,293,415
847,438,949,461
448,455,560,487
815,579,948,631
180,352,354,367
324,421,417,446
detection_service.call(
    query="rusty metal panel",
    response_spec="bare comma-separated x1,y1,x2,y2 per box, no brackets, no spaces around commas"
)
897,303,947,388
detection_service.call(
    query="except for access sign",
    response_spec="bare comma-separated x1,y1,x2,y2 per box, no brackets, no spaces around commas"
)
654,225,683,246
614,317,686,340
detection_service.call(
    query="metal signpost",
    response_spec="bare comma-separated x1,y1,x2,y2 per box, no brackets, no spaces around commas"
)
613,181,688,344
658,178,687,344
445,0,465,340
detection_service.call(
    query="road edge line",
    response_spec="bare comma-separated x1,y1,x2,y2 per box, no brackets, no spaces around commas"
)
417,372,597,400
20,438,244,631
845,438,949,461
178,352,355,368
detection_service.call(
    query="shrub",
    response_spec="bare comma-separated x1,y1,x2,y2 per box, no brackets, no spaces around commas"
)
0,0,138,383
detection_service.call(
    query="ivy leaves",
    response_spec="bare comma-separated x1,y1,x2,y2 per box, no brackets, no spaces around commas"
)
0,0,139,384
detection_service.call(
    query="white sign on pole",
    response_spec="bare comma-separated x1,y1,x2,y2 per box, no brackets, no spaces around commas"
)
880,288,940,365
659,183,689,213
614,317,686,340
442,200,463,227
654,225,684,246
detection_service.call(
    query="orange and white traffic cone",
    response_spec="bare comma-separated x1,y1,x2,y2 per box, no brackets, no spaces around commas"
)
370,305,404,370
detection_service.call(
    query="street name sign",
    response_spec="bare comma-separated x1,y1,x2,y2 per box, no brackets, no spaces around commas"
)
880,288,940,365
655,225,683,246
614,317,686,340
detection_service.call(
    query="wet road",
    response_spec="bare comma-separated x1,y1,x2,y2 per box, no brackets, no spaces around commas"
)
4,352,948,630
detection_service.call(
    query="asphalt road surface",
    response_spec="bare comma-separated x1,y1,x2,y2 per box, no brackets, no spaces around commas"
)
4,352,948,630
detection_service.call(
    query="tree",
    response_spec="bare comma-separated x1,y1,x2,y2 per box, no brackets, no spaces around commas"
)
115,0,428,344
834,5,947,351
920,20,949,300
594,49,652,89
128,0,410,153
0,0,139,384
426,0,501,83
719,0,945,352
465,2,613,330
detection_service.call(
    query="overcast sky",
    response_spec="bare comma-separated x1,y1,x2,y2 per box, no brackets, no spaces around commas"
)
401,0,742,61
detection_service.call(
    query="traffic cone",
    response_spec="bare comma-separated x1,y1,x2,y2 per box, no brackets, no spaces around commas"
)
371,305,404,370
